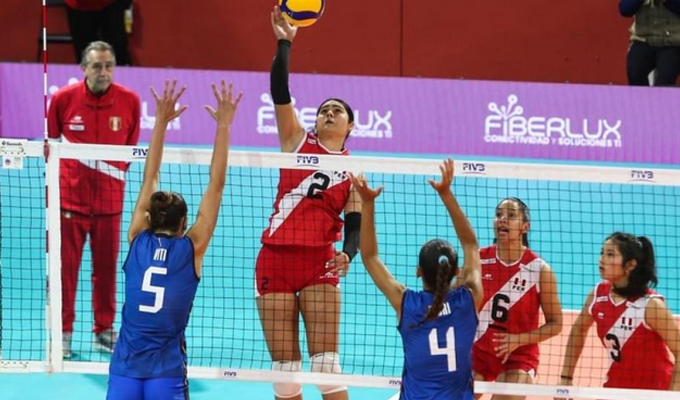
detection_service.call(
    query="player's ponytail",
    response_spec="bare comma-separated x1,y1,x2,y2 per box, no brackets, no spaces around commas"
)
607,232,658,298
418,239,459,324
149,191,188,233
423,256,455,322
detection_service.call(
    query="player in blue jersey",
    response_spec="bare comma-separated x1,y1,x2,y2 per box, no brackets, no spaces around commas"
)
105,79,243,400
350,159,483,400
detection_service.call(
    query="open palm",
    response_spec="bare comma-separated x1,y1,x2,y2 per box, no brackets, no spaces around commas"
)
428,158,454,194
150,79,188,124
204,80,243,126
349,173,383,202
271,6,298,41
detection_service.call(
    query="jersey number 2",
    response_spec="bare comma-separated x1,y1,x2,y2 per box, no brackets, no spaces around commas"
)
429,327,457,372
306,172,330,199
139,267,167,314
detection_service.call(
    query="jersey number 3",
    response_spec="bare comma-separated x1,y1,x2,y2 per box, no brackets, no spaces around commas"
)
140,267,168,314
429,327,457,372
605,333,622,362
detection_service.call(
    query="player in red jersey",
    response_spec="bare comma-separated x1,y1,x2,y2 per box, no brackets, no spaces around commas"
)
472,198,563,399
557,232,680,396
255,7,361,400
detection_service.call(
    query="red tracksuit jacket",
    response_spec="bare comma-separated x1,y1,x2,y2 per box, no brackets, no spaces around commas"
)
48,80,140,215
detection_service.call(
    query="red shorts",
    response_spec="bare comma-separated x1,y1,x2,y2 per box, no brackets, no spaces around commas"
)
472,346,538,382
255,244,339,296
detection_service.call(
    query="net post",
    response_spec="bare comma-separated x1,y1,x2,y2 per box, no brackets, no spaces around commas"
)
46,142,63,372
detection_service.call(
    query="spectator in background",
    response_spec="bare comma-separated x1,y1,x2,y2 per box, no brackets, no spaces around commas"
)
619,0,680,86
65,0,133,65
48,40,140,359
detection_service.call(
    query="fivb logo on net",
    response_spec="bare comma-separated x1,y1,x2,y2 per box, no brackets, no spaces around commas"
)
484,95,623,148
48,78,181,131
257,94,394,139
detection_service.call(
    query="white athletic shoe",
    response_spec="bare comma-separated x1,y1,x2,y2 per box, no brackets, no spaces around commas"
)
94,329,117,354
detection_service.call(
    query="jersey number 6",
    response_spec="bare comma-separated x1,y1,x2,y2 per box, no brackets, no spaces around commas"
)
140,266,168,314
491,294,510,323
429,327,457,372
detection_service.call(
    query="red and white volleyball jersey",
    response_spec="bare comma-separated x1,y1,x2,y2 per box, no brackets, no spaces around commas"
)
261,133,352,247
589,281,673,389
473,245,544,359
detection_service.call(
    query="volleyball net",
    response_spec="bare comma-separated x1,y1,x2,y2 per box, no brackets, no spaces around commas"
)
1,139,680,400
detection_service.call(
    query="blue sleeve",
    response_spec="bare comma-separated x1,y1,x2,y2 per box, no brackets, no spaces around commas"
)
398,290,413,329
123,230,147,272
664,0,680,15
449,286,474,311
619,0,645,17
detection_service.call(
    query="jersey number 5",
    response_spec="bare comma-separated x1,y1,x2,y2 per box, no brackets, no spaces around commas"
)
139,267,167,314
429,327,457,372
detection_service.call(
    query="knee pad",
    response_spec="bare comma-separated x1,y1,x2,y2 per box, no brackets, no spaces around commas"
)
272,360,302,398
309,352,346,395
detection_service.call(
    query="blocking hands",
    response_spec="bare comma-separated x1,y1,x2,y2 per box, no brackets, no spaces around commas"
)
204,80,244,127
150,79,188,124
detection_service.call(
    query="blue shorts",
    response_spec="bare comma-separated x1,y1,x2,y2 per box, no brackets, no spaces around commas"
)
106,373,189,400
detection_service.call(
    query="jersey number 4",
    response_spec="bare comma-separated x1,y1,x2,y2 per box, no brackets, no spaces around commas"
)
429,327,457,372
139,267,167,314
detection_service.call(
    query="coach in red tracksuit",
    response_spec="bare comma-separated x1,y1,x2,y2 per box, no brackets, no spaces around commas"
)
48,41,140,358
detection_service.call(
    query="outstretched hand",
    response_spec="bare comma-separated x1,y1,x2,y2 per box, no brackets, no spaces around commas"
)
204,80,243,126
150,79,188,124
428,158,454,195
349,173,384,203
271,5,298,42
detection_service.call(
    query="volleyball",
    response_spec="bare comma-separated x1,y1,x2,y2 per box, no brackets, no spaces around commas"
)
279,0,325,27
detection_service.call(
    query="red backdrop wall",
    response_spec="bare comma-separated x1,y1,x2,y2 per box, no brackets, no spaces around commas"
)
0,0,632,84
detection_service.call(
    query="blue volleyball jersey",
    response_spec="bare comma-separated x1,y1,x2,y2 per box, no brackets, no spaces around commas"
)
110,230,199,379
398,287,478,400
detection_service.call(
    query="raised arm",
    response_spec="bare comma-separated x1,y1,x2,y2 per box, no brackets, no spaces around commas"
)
128,80,188,243
556,290,595,399
350,173,406,317
270,6,305,152
428,159,482,309
186,81,243,277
